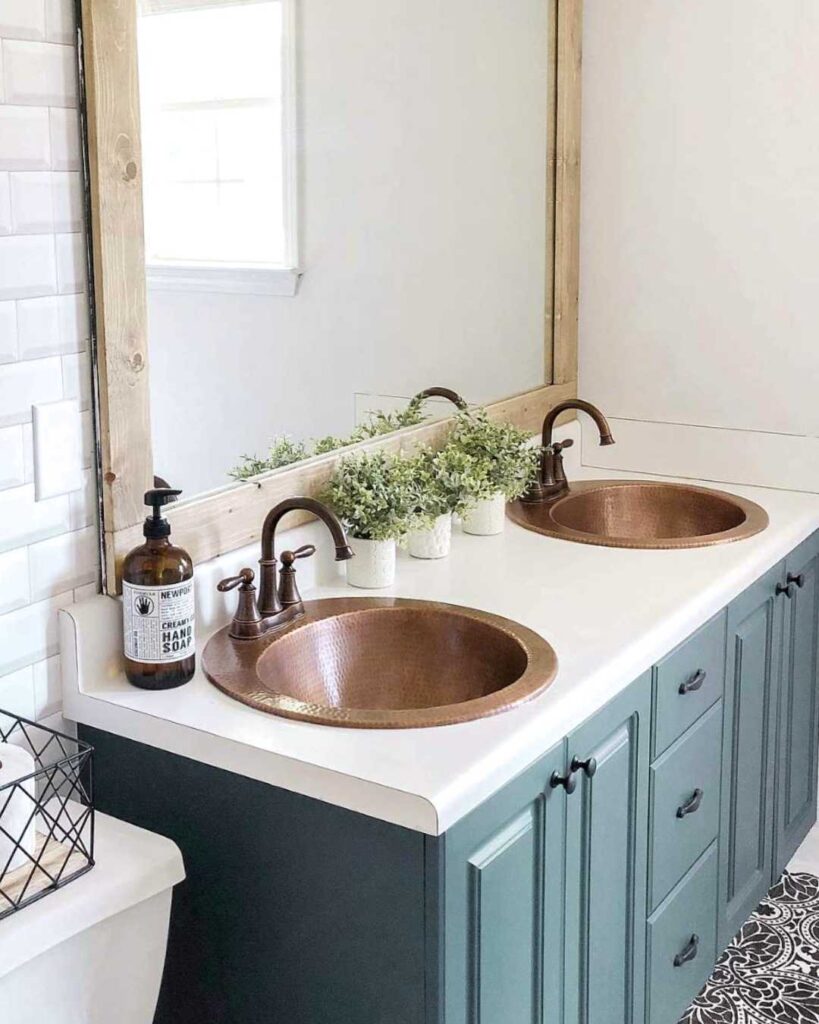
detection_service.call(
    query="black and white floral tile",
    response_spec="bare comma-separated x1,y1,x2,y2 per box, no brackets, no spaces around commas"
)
680,872,819,1024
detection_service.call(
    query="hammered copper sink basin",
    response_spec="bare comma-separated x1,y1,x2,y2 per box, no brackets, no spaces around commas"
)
508,480,769,549
202,598,558,728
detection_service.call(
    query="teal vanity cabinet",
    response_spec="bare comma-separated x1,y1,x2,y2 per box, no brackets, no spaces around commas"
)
80,532,819,1024
719,533,819,950
85,676,653,1024
440,742,567,1024
441,675,651,1024
563,680,650,1024
774,533,819,873
645,612,727,1024
719,563,783,948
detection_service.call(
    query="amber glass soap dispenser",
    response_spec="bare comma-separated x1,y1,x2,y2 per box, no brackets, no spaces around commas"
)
122,488,195,689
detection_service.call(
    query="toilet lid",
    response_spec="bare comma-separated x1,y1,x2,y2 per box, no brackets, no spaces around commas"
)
0,806,185,979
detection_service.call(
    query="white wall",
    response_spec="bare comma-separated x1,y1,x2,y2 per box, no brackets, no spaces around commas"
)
578,1,819,491
0,1,99,723
148,0,551,496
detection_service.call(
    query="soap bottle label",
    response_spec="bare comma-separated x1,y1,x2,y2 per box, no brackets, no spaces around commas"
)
123,579,195,664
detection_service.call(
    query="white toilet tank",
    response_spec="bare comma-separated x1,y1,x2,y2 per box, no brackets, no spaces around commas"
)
0,809,185,1024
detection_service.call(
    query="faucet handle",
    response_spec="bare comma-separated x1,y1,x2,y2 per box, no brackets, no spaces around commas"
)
278,545,316,609
217,569,265,640
279,544,316,567
548,438,574,455
217,568,256,591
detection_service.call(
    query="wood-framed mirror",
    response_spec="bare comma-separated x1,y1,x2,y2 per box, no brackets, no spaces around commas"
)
79,0,583,591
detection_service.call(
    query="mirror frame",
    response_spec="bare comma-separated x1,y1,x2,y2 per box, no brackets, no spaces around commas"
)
79,0,583,592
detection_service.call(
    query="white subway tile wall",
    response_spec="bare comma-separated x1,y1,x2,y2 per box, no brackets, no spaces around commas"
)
0,106,52,171
0,8,99,720
0,424,24,487
0,299,17,361
0,2,46,45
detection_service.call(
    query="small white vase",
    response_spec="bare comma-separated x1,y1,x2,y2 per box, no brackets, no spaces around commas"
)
461,493,507,536
408,514,452,559
346,536,396,589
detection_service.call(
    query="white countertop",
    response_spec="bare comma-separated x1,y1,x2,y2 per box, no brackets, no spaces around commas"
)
59,440,819,836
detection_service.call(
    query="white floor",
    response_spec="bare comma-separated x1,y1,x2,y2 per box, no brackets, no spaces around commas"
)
787,819,819,874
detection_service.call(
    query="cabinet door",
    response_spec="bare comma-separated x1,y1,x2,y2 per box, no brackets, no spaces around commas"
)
563,673,651,1024
442,742,567,1024
774,534,819,874
719,562,784,950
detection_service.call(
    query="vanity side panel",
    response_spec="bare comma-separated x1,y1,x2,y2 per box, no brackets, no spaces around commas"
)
81,726,429,1024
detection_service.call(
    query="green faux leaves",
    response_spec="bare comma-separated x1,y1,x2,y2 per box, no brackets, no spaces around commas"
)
323,450,421,541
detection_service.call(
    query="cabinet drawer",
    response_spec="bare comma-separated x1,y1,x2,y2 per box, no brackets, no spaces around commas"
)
647,844,718,1024
649,702,722,909
652,611,726,758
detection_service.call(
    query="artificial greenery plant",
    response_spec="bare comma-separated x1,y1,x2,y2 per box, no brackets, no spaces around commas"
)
323,450,421,541
229,401,428,480
446,407,539,503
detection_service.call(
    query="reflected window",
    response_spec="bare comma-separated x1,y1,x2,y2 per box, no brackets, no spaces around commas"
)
137,0,295,270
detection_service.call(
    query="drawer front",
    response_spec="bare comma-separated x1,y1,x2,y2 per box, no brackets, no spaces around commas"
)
647,843,718,1024
653,611,726,758
650,702,722,909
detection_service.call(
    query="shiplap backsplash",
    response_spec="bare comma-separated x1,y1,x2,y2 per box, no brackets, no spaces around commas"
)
0,0,99,722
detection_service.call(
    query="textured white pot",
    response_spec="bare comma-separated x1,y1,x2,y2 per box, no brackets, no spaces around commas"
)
346,536,396,589
462,493,507,536
408,514,452,559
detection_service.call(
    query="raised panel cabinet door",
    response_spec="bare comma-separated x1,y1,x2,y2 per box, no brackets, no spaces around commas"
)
563,672,651,1024
442,741,567,1024
719,562,784,951
774,534,819,875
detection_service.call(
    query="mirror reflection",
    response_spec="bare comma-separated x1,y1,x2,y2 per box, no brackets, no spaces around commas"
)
138,0,553,497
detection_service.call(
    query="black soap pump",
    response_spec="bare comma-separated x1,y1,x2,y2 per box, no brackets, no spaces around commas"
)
122,488,195,690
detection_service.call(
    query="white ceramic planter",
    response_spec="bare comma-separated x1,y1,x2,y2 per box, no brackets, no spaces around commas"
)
461,493,507,536
408,514,452,559
346,536,396,589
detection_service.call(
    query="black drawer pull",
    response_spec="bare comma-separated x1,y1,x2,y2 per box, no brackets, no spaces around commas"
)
679,669,706,696
673,934,699,968
550,769,577,794
776,581,796,599
676,788,704,819
788,572,806,589
570,755,597,778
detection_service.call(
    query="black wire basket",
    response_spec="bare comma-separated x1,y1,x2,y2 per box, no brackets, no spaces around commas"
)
0,709,94,921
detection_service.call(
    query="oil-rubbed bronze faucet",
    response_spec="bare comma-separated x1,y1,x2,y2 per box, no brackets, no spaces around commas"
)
259,497,353,618
218,497,353,640
410,386,468,411
523,400,615,504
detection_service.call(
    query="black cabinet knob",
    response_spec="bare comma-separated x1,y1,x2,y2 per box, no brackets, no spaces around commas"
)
550,769,577,794
673,933,699,968
788,572,806,589
570,755,598,778
776,581,796,599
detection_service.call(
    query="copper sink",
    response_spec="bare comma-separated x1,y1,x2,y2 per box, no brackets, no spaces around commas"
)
202,598,558,728
508,480,768,549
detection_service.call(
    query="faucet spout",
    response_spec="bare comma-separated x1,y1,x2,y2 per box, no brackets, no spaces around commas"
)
410,386,468,411
523,400,615,504
259,497,352,619
541,399,614,450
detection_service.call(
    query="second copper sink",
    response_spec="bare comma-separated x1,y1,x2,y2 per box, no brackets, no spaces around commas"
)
508,480,768,549
203,598,558,728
